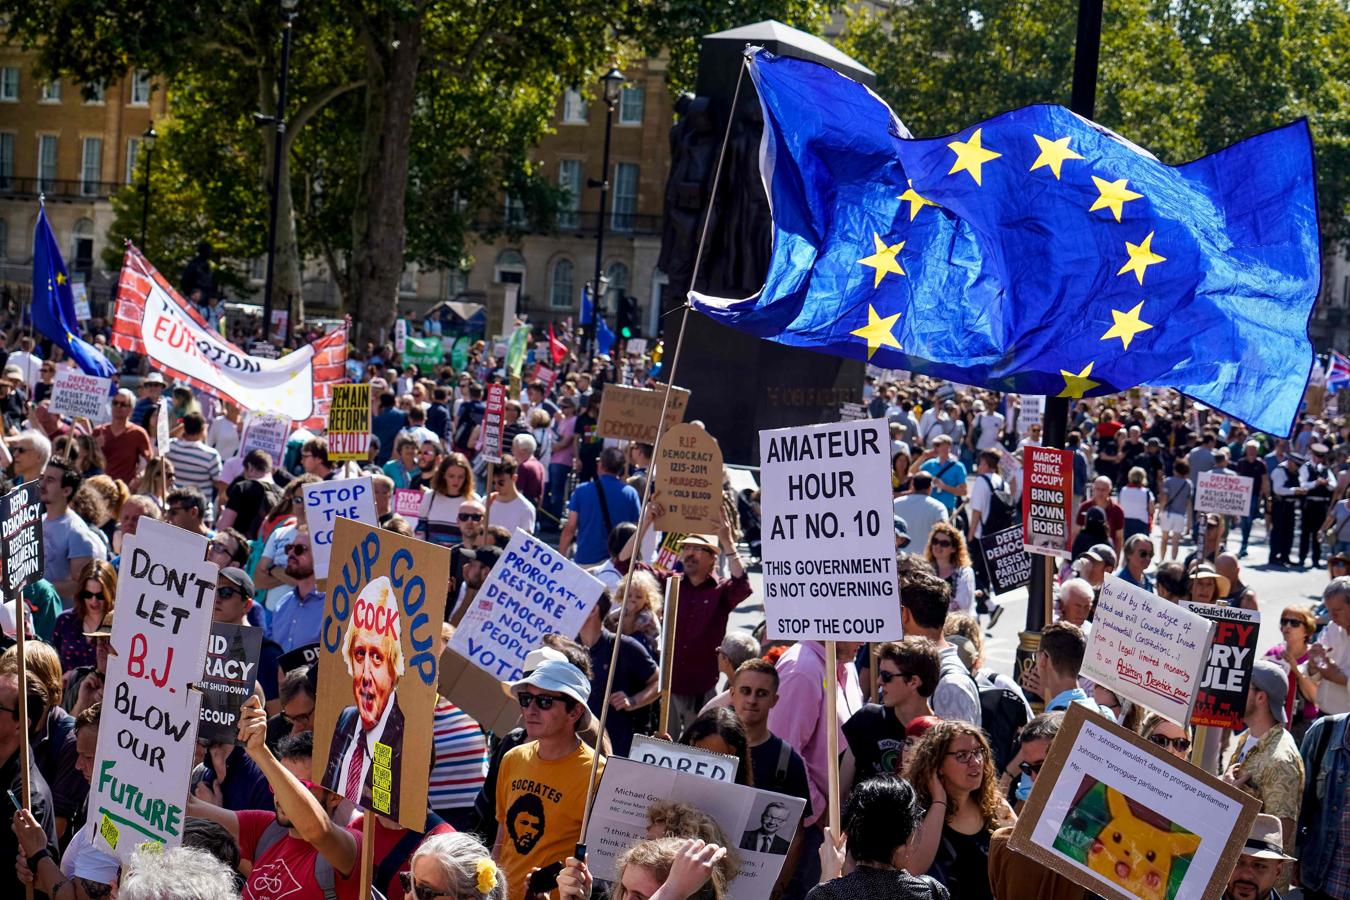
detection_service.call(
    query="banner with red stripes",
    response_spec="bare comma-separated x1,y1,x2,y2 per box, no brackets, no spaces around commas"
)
112,244,347,430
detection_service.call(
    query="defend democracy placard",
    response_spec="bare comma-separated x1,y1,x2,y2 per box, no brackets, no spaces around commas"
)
1193,471,1255,518
89,519,217,861
1182,602,1260,730
327,383,371,462
759,419,901,642
49,369,113,423
1023,445,1074,558
196,622,263,744
1082,574,1214,725
976,525,1033,596
2,482,44,598
448,528,604,682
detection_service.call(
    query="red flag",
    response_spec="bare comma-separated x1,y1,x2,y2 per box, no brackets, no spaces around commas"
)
549,323,568,365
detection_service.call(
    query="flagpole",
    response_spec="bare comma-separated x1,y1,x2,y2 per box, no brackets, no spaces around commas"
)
575,53,750,861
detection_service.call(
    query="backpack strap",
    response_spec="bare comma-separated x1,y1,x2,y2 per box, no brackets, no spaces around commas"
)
314,856,338,900
593,477,615,537
254,820,290,860
775,738,792,787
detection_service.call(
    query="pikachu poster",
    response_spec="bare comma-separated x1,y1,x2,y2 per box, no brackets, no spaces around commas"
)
1009,704,1259,900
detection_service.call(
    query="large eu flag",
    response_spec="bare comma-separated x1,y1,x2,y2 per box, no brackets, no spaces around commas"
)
32,205,116,378
691,51,1321,436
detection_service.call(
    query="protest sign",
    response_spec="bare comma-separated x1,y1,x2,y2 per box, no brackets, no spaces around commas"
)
481,382,507,464
652,530,687,572
71,281,91,320
626,337,649,355
404,336,443,369
998,449,1020,493
196,622,263,744
249,340,279,361
2,483,44,597
1022,445,1073,558
156,397,171,456
301,477,378,580
327,383,372,462
584,756,806,900
1020,394,1044,434
448,528,604,683
394,319,408,354
1009,703,1259,900
629,735,740,783
1182,603,1260,730
1082,574,1213,724
438,647,520,736
1193,471,1255,518
651,423,724,534
393,488,424,522
976,526,1033,595
837,401,866,422
312,517,449,830
277,642,320,674
759,418,901,641
596,383,691,443
533,364,559,394
239,410,292,463
49,369,112,423
89,519,217,860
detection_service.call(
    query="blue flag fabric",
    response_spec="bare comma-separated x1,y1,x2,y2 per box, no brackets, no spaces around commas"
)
690,51,1321,436
582,285,616,357
31,206,116,379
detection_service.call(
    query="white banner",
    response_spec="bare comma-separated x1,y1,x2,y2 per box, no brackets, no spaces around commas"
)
49,369,112,423
89,519,217,860
301,477,378,580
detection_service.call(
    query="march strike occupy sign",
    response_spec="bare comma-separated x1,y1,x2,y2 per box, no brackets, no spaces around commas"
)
196,622,264,744
448,528,603,682
1194,471,1255,518
89,519,217,860
976,526,1033,595
481,383,507,463
327,383,371,462
49,369,113,423
1183,603,1260,730
1022,445,1073,558
759,419,901,641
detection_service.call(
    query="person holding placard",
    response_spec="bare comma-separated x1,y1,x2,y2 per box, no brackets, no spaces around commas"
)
0,671,58,883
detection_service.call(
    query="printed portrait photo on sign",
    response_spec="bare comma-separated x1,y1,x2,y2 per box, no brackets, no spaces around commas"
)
312,517,449,830
740,797,793,856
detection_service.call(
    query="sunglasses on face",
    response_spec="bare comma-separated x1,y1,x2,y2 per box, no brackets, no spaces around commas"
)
77,590,104,602
1148,734,1192,753
217,586,245,601
458,512,483,521
112,401,132,408
1136,549,1154,558
285,544,311,556
876,670,912,684
1019,760,1044,776
399,872,452,900
931,539,953,548
1281,617,1307,628
518,692,567,711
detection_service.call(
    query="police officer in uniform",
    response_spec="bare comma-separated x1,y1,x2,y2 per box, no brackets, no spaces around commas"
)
1269,455,1303,566
1300,442,1334,567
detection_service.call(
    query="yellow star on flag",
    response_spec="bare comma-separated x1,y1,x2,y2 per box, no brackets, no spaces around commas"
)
1089,176,1144,222
1029,135,1084,180
897,180,937,221
1101,301,1154,350
1057,361,1100,398
851,305,903,359
946,128,1001,186
1116,231,1166,285
55,272,67,285
857,233,906,288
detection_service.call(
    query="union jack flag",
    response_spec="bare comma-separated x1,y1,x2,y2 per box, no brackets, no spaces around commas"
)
1328,351,1350,391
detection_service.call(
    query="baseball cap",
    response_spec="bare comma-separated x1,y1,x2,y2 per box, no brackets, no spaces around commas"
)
894,516,910,547
1084,543,1117,569
1084,506,1108,524
461,545,503,568
219,567,256,600
1249,660,1289,725
509,658,590,706
85,610,115,639
1242,813,1296,860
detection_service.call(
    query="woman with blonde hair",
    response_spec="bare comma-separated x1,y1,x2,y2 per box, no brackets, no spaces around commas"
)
84,474,130,525
51,559,117,671
903,720,1013,898
925,522,976,614
417,452,478,547
608,568,663,657
132,456,175,507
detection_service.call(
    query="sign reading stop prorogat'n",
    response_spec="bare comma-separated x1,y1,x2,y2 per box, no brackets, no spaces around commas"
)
758,418,902,642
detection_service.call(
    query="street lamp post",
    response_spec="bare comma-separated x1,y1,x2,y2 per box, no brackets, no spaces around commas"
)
138,126,156,248
585,64,626,364
260,0,299,345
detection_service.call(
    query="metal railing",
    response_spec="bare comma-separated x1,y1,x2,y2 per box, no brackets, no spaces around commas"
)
475,209,663,237
0,176,128,201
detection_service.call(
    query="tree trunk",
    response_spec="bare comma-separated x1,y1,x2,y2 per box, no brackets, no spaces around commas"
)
349,7,424,345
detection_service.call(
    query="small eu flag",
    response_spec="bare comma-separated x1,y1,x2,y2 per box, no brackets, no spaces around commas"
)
691,51,1321,436
32,205,116,378
582,285,616,357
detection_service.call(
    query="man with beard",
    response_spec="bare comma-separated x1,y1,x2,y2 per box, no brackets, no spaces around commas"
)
321,576,406,819
1222,815,1294,900
268,529,324,653
494,660,599,900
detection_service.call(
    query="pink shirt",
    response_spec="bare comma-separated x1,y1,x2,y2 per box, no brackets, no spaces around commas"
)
550,416,576,466
767,641,863,826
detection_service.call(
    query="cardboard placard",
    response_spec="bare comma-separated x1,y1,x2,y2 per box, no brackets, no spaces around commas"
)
975,525,1033,596
1008,703,1260,900
72,281,91,320
1193,471,1254,518
1082,574,1214,725
596,383,691,443
301,477,378,580
583,756,806,900
1182,603,1260,730
482,382,507,464
533,364,559,394
837,401,866,422
393,488,424,522
759,418,901,641
89,519,218,860
1023,445,1074,558
49,369,113,423
196,622,264,744
327,383,372,462
626,337,649,356
629,735,740,783
312,517,449,830
239,410,292,463
447,528,604,683
651,423,724,534
1020,394,1044,434
437,647,521,737
2,482,45,597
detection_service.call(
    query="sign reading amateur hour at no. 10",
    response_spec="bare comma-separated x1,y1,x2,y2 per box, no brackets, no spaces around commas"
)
759,419,901,642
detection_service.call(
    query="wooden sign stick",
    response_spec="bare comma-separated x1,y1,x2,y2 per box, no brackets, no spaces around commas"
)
16,591,33,900
658,579,680,737
358,810,375,899
824,640,842,838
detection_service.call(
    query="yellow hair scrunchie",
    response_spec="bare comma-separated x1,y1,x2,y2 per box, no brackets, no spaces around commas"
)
476,858,498,895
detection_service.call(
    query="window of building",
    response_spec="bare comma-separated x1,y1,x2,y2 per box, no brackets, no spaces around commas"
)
126,137,141,185
81,137,103,195
37,135,57,191
85,81,105,104
445,267,468,298
40,79,61,103
249,256,266,281
558,159,582,229
494,249,525,285
611,162,638,231
0,134,12,189
605,261,630,308
550,258,574,309
130,70,152,106
562,88,588,125
399,265,418,293
71,219,94,273
0,68,19,102
619,86,644,125
504,193,526,227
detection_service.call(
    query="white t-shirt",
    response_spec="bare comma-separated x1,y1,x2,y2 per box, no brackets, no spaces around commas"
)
973,412,1005,450
488,494,536,535
967,472,1005,539
207,415,241,460
62,821,120,882
1119,485,1153,522
1316,623,1350,715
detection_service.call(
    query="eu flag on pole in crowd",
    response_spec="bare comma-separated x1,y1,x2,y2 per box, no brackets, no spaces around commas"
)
690,51,1322,436
582,285,616,357
32,205,116,378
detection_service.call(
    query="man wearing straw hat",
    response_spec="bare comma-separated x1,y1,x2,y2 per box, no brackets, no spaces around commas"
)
1222,814,1294,900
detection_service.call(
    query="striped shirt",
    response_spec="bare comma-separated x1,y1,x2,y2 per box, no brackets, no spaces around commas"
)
167,437,223,516
428,697,489,813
